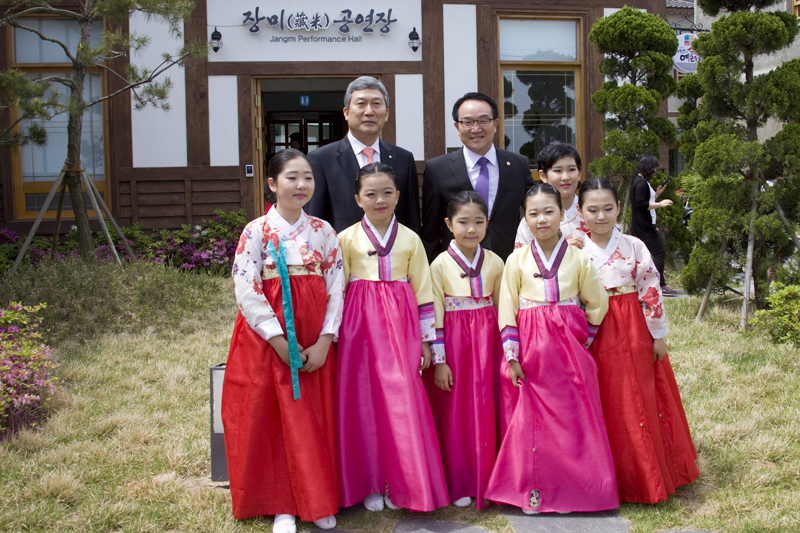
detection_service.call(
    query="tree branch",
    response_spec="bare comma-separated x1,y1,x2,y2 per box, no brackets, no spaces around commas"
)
10,21,77,64
1,6,82,23
87,54,189,107
38,75,76,89
775,199,800,249
93,63,129,84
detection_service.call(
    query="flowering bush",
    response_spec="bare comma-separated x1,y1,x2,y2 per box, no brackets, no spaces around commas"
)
0,209,247,275
0,302,62,439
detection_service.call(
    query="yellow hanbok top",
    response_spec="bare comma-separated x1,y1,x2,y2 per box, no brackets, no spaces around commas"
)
429,242,504,363
338,215,435,342
498,236,608,361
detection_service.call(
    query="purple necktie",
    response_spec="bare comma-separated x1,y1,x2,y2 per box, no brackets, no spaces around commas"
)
475,156,490,206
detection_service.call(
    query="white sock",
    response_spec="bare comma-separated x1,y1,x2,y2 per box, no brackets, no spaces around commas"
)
313,515,337,530
364,493,385,512
384,494,400,510
453,496,472,507
272,514,296,533
521,508,540,515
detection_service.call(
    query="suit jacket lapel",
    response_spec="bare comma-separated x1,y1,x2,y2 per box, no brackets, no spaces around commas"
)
447,148,472,193
492,150,512,218
379,140,394,169
336,136,361,185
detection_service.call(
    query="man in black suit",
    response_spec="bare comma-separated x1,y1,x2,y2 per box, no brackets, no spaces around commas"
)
421,92,533,261
307,76,420,233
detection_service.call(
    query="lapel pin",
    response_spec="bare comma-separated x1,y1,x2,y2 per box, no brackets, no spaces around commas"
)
389,155,392,159
506,161,510,166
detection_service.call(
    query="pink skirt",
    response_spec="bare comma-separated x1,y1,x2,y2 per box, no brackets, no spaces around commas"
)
336,279,449,511
484,303,619,513
423,303,503,508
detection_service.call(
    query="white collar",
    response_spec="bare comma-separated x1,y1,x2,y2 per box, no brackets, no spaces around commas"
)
348,131,380,155
563,194,580,221
585,227,621,261
364,214,397,247
533,234,566,271
449,240,482,270
267,208,307,237
463,144,498,169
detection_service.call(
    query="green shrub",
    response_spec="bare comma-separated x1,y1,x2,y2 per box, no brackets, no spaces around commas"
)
0,259,232,346
750,283,800,346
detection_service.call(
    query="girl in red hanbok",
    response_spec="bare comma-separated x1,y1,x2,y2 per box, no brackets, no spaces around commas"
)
423,191,504,509
222,149,344,533
578,177,698,503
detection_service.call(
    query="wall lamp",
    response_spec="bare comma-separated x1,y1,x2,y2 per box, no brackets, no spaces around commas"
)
210,27,223,53
408,27,420,52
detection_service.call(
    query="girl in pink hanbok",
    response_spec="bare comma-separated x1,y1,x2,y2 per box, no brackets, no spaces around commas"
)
484,182,619,514
423,191,504,509
336,163,449,513
577,177,698,504
514,143,590,251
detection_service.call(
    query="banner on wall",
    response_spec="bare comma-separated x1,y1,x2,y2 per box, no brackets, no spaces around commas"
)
673,33,700,74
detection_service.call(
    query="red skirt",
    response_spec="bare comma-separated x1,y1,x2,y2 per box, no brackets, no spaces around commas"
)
422,303,503,509
590,292,699,503
221,275,339,520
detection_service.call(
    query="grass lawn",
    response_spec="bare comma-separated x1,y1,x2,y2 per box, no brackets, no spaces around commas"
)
1,261,799,532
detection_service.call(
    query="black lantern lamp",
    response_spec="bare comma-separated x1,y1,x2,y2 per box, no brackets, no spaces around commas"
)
210,27,223,53
408,27,420,52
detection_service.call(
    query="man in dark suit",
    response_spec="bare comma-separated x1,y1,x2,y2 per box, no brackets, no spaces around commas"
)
307,76,420,233
421,92,533,261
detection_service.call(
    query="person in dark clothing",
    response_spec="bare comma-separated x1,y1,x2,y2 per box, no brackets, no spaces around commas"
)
630,155,676,296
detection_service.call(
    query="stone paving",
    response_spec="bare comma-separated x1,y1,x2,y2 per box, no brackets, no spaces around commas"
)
306,504,718,533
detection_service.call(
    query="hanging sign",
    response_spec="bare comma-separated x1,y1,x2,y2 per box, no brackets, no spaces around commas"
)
207,0,422,62
673,33,700,74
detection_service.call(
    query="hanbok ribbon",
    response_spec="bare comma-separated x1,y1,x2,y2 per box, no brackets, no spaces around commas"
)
447,244,485,278
361,216,398,256
267,239,302,400
530,239,568,303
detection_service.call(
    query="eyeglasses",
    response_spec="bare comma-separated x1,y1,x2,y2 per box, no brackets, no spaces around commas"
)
456,117,495,128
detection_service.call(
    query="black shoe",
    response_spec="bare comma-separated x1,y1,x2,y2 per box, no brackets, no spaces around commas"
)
662,286,679,296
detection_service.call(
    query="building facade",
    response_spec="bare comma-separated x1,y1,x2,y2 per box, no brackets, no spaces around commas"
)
0,0,666,232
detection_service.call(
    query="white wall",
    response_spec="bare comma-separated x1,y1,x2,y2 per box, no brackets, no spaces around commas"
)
208,76,240,166
443,4,478,150
130,12,188,168
394,74,425,160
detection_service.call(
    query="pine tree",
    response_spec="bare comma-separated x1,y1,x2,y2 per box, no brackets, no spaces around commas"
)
0,0,207,259
677,0,800,326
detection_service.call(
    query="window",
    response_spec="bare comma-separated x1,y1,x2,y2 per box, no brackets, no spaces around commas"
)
499,18,583,168
794,0,799,18
9,18,107,219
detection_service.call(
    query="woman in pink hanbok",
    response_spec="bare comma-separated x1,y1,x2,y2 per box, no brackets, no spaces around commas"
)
484,182,618,514
423,191,504,509
336,163,449,513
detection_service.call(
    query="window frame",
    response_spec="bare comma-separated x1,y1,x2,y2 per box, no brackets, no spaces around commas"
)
497,15,585,167
7,15,110,221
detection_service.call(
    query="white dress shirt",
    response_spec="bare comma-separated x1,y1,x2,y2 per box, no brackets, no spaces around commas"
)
462,145,499,213
348,131,381,168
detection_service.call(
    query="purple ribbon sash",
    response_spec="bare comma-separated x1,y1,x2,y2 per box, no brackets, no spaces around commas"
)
447,245,485,279
530,239,568,302
361,216,398,257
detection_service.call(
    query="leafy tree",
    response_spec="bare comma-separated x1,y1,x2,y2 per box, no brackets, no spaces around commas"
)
677,0,800,326
0,0,207,259
587,7,678,199
588,7,691,261
0,69,60,148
